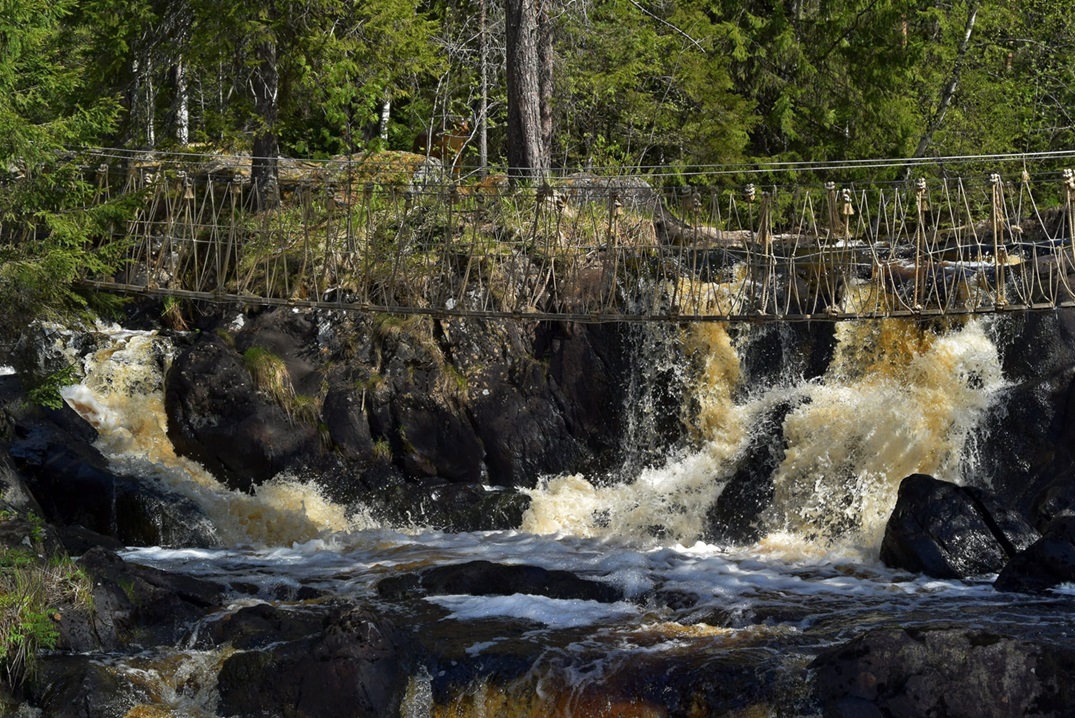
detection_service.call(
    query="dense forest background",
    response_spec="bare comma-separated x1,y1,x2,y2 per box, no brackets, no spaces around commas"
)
3,0,1074,173
1,0,1074,341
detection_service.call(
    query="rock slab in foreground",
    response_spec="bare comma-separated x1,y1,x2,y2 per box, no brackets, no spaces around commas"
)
811,626,1075,718
995,515,1075,593
216,608,407,718
879,474,1037,578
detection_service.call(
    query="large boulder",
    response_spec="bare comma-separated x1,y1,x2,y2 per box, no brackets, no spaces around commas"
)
9,409,218,547
811,626,1075,717
165,307,628,496
995,515,1075,593
976,310,1075,517
879,474,1037,578
165,333,318,492
76,546,225,647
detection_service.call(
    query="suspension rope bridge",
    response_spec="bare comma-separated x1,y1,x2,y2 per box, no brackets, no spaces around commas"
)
74,147,1075,323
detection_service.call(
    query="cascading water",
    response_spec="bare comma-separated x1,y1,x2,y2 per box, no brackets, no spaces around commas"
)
37,313,1068,717
55,324,366,548
522,316,1005,558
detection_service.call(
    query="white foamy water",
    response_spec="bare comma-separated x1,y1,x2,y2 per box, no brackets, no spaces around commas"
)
56,324,367,547
34,315,1074,718
522,317,1006,561
114,527,1075,718
55,316,1006,560
772,318,1006,553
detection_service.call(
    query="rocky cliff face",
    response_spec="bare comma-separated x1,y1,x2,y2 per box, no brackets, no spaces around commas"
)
164,307,636,524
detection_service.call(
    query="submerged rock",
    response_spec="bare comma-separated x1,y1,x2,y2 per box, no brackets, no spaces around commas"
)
811,626,1075,717
364,480,531,532
704,397,801,544
995,515,1075,593
377,559,624,603
27,656,153,718
879,474,1038,578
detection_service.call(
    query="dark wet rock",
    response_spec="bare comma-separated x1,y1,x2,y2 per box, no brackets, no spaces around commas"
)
216,608,408,718
733,321,837,390
995,515,1075,593
25,655,151,718
425,637,807,718
377,559,624,603
879,474,1038,578
977,311,1075,517
165,307,628,497
200,602,326,650
704,398,801,544
811,626,1075,718
165,333,318,492
0,373,23,438
366,480,530,532
992,308,1075,383
54,524,126,555
320,384,375,461
77,546,225,647
1032,475,1075,531
9,413,218,547
540,322,627,469
468,358,579,486
392,385,485,482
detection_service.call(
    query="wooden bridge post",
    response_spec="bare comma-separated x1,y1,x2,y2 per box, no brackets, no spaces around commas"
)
221,174,242,296
914,178,928,311
94,163,110,203
604,190,622,312
991,173,1007,306
1065,169,1075,276
757,189,773,315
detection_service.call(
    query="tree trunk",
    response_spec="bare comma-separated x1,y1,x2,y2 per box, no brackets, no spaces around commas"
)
505,0,549,181
911,1,980,160
251,35,280,210
379,94,391,141
175,59,189,146
538,0,553,164
479,0,489,175
131,51,156,148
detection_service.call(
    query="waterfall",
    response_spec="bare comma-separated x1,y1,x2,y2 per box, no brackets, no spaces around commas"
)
56,323,364,547
523,317,1006,557
51,314,1006,557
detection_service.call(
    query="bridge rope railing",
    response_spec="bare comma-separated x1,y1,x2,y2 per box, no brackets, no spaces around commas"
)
73,148,1075,323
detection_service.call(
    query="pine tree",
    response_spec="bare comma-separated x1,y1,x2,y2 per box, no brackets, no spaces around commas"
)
0,0,122,346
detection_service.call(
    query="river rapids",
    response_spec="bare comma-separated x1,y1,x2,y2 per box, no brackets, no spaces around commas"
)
39,315,1075,717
